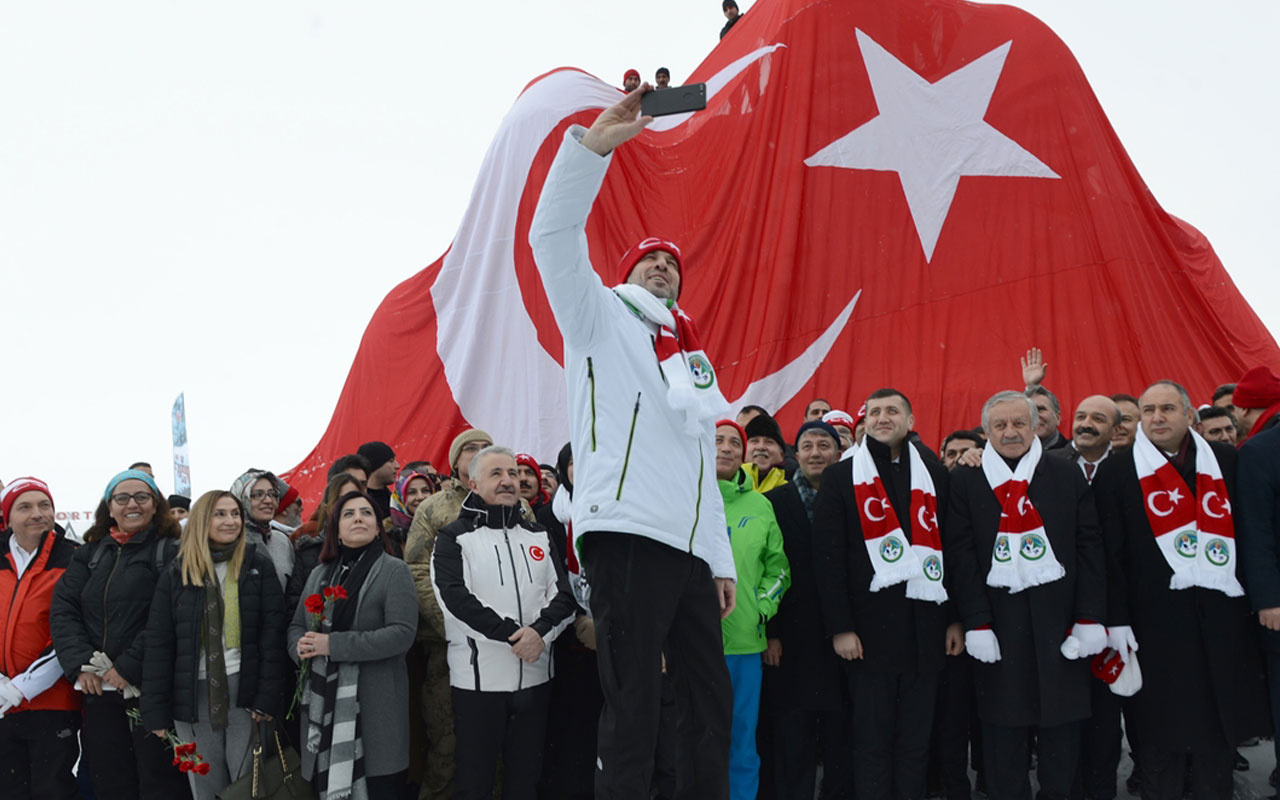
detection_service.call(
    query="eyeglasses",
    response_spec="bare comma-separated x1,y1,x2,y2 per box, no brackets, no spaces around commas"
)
111,492,154,506
460,442,490,454
249,490,280,501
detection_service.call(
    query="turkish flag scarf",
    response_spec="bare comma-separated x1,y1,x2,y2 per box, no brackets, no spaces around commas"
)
851,441,947,603
613,283,730,438
981,437,1066,592
1132,426,1243,597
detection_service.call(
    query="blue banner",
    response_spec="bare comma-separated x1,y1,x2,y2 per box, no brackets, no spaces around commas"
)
172,393,191,498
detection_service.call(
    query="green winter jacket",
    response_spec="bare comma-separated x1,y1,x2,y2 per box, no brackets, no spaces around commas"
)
720,469,791,655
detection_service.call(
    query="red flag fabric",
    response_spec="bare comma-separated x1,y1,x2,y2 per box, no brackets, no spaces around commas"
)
282,0,1279,502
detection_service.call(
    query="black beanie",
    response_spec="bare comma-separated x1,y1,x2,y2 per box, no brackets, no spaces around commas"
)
744,413,786,449
357,441,396,470
555,441,573,496
167,494,191,511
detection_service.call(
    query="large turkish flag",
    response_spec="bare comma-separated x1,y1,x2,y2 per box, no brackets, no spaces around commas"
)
283,0,1278,501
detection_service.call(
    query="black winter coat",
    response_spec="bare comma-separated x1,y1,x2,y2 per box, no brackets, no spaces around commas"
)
1094,439,1270,750
140,545,288,729
765,480,848,709
50,525,179,686
286,534,323,621
812,438,952,676
1238,424,1280,652
945,454,1104,728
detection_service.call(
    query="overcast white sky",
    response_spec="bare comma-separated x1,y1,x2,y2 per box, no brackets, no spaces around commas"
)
3,1,1276,517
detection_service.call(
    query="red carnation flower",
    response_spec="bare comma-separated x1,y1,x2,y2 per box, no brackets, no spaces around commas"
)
179,760,193,773
304,594,325,614
172,756,180,766
332,585,349,600
195,761,211,776
322,586,335,599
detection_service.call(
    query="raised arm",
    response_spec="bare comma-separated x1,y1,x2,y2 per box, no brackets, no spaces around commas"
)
528,85,654,350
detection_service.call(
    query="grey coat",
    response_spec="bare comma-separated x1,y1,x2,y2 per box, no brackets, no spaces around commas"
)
287,551,418,778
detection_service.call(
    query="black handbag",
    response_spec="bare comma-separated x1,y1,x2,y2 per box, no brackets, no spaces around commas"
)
217,721,315,800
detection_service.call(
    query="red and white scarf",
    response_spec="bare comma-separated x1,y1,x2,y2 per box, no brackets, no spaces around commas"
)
614,283,729,437
981,437,1065,592
851,441,947,603
1132,426,1243,596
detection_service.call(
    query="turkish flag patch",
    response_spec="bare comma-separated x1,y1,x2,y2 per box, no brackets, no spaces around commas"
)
529,546,546,562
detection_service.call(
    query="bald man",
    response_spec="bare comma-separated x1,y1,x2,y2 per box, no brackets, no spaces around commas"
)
1051,395,1121,484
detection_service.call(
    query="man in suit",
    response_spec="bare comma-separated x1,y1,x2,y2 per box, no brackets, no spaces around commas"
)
764,420,851,800
1094,380,1270,800
1052,395,1120,484
813,389,960,800
946,390,1107,800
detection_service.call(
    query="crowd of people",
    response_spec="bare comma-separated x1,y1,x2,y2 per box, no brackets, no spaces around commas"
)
4,80,1280,800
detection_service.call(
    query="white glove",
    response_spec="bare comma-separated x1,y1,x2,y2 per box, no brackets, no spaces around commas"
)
1060,622,1108,659
965,629,1002,663
0,676,24,717
1106,625,1140,663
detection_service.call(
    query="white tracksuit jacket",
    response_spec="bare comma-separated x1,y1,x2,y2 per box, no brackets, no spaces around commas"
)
528,125,736,581
432,495,576,692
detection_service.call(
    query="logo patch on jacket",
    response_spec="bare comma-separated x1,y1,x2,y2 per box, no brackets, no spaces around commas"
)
529,546,546,561
687,354,715,389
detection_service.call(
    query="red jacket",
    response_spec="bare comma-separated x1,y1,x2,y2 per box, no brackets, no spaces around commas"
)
0,529,80,713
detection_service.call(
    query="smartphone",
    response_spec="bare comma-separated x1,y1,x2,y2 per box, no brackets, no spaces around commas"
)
641,83,708,117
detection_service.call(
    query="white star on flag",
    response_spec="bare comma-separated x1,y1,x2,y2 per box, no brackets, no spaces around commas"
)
805,29,1059,261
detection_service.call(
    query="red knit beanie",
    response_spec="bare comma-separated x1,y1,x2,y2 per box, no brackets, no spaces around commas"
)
276,484,300,516
615,237,683,296
715,419,748,457
515,453,542,477
1,477,54,527
1234,366,1280,409
623,68,640,83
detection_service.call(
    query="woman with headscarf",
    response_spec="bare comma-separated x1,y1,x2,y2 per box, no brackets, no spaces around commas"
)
385,465,437,558
141,490,287,799
230,468,295,591
287,492,417,800
50,469,189,800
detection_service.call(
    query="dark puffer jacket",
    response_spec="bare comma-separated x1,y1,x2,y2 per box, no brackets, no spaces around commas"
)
286,532,323,620
50,526,179,686
140,544,287,729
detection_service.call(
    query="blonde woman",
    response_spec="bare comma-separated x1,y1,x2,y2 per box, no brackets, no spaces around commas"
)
141,491,287,800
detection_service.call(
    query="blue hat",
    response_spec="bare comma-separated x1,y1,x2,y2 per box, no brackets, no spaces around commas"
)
103,469,161,503
794,420,843,450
